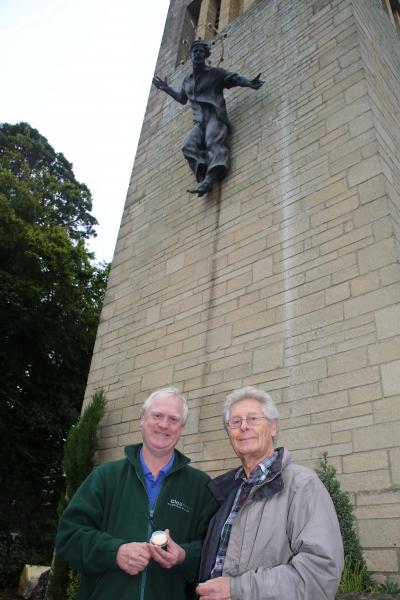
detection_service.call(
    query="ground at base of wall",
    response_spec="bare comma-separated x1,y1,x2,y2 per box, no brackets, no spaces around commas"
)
337,595,400,599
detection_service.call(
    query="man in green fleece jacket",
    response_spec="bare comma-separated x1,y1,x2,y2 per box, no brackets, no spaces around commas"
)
56,387,217,600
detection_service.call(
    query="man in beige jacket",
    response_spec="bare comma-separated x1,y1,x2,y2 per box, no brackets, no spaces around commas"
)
197,386,344,600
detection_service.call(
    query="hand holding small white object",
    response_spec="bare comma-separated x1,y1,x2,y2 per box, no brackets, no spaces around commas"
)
149,529,186,569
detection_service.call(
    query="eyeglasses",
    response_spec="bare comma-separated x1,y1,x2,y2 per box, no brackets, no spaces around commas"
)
227,415,268,429
148,412,182,426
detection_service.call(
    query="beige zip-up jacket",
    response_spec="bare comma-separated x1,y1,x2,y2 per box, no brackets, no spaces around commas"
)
200,448,344,600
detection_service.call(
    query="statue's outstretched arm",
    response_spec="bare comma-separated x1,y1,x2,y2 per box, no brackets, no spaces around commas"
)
226,72,265,90
152,76,187,104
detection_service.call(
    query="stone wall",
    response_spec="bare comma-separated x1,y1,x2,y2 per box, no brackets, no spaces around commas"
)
84,0,400,581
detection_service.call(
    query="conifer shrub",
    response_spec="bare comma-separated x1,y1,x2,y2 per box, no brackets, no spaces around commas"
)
45,389,106,600
316,452,371,592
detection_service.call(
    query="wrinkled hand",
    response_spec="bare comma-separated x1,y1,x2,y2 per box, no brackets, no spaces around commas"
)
196,577,231,599
149,529,186,569
116,542,151,576
153,75,169,91
250,73,264,89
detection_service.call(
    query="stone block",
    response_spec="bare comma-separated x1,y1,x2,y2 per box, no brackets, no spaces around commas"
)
357,491,400,506
325,282,350,304
359,519,400,548
356,504,400,519
390,448,400,487
343,450,388,473
135,348,165,369
252,256,273,281
252,343,284,373
141,366,174,390
358,238,398,275
347,155,382,187
350,111,374,137
122,405,142,423
350,271,380,297
206,325,232,352
319,366,379,394
233,310,275,337
204,438,235,460
226,270,252,293
353,422,400,451
332,431,352,444
165,252,185,275
326,97,369,133
100,422,130,438
331,414,373,432
381,263,400,286
364,550,398,573
184,406,200,435
368,338,400,366
381,361,400,396
311,195,359,228
165,341,184,358
228,238,266,266
226,300,266,324
280,423,331,451
339,469,390,493
183,333,207,353
145,304,161,325
313,447,352,466
344,283,400,319
349,382,382,405
290,359,327,384
328,348,367,376
376,305,400,340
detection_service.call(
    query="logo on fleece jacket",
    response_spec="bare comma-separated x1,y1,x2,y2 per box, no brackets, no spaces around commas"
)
167,498,190,512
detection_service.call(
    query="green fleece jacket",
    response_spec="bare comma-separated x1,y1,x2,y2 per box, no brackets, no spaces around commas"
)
56,444,217,600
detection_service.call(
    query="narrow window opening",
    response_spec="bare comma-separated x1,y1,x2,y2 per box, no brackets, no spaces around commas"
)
215,0,222,30
381,0,400,31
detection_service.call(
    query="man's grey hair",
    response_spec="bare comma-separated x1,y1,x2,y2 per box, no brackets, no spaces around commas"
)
141,387,188,425
223,386,280,441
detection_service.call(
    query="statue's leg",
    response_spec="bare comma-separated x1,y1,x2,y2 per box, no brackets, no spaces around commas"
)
204,116,229,182
187,117,229,196
181,125,207,182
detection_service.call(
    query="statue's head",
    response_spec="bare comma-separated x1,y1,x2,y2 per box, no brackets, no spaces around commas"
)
190,40,211,65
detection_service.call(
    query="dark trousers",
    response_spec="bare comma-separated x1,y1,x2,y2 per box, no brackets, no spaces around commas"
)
181,111,229,182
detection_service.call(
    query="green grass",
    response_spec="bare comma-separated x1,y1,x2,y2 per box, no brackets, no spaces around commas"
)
338,558,368,594
379,581,400,595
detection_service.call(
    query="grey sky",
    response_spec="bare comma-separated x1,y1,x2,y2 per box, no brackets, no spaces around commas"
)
1,0,170,262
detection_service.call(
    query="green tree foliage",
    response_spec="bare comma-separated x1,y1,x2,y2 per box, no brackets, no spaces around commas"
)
316,452,371,591
0,122,109,588
46,390,106,600
63,389,107,500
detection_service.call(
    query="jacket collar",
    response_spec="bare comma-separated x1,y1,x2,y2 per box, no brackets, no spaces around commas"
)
124,443,191,476
209,447,287,503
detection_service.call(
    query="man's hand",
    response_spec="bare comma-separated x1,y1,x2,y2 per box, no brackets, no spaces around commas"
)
152,75,169,92
149,529,186,569
250,73,264,89
196,577,231,599
116,542,151,576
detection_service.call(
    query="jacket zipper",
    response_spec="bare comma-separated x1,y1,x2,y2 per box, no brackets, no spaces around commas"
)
136,471,151,600
138,468,176,600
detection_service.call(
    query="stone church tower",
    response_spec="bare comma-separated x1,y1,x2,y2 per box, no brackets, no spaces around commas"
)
84,0,400,582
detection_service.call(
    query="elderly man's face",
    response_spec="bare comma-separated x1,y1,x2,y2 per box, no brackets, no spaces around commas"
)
227,399,277,465
141,393,184,457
